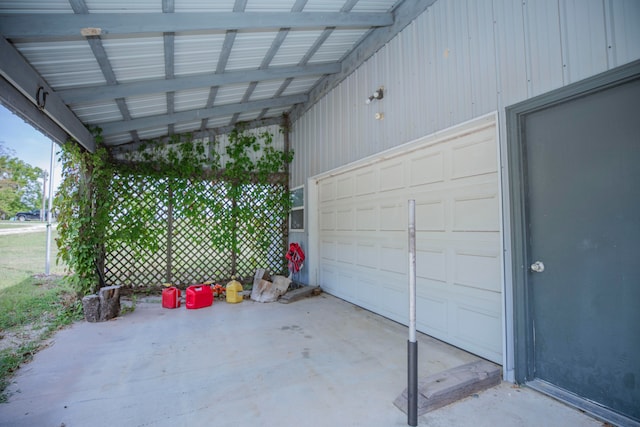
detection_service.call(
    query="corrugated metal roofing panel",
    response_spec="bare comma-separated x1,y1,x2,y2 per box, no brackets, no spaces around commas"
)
174,88,209,112
208,115,234,128
310,29,368,63
269,30,325,67
103,133,133,146
225,31,280,71
281,77,322,96
303,1,345,12
173,120,203,134
214,83,252,106
245,0,297,12
0,0,439,148
250,80,287,101
136,126,170,140
264,106,290,117
236,111,262,122
0,0,72,13
174,33,226,77
352,0,400,12
174,0,234,12
102,36,165,83
83,0,162,13
13,41,105,89
72,101,123,125
125,93,168,119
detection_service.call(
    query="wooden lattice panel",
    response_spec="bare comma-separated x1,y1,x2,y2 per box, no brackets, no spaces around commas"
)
104,172,288,287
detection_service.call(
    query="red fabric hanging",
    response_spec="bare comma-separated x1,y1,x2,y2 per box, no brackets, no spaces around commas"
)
286,242,305,273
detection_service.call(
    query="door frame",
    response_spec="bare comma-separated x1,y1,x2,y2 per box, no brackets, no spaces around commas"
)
506,59,640,424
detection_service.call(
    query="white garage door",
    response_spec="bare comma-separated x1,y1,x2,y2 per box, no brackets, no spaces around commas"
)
315,116,502,363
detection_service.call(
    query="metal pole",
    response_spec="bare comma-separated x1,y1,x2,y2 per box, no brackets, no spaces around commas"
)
408,199,418,426
41,171,47,221
45,140,55,275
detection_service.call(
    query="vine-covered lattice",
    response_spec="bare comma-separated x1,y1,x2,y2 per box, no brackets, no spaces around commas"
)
103,172,289,287
56,125,292,294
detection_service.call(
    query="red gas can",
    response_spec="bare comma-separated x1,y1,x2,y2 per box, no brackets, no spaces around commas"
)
186,284,213,309
162,287,181,309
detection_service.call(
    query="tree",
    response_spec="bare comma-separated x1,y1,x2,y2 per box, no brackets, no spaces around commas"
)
0,147,44,219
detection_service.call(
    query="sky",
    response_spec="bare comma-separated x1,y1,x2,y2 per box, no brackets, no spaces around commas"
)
0,104,63,194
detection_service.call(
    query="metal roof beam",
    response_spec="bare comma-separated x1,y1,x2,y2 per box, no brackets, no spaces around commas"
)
99,94,307,135
59,62,338,105
0,12,392,38
109,115,283,154
0,75,69,146
0,36,94,151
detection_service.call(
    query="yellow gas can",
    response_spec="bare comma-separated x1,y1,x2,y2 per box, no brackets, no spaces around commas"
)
226,279,243,303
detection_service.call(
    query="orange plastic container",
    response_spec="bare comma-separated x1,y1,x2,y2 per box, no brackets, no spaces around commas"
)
186,285,213,309
162,287,181,309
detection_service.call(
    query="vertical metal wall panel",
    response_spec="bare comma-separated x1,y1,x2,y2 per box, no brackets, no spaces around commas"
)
608,0,640,68
492,0,529,108
467,0,499,116
560,0,609,84
291,0,640,192
525,0,565,97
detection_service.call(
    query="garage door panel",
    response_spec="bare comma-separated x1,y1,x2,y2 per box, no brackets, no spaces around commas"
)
416,290,449,335
451,127,498,179
320,179,336,202
336,208,354,230
356,242,378,269
416,200,446,231
453,194,500,231
416,248,447,282
336,241,355,265
337,271,356,299
320,239,336,261
380,203,404,230
454,303,502,357
358,276,383,311
380,161,405,192
320,210,335,230
316,116,502,363
355,206,377,230
380,245,405,274
320,266,337,292
356,169,377,195
453,249,501,293
410,151,445,186
337,175,354,199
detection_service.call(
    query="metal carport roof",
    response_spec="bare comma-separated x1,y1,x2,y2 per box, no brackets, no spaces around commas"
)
0,0,435,154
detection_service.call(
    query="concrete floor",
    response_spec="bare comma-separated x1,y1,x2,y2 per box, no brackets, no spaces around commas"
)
0,293,602,427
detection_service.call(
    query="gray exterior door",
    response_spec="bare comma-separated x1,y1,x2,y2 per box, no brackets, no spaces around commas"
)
517,73,640,421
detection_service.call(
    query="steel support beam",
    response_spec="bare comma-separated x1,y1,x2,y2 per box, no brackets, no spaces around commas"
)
0,12,392,38
100,94,307,135
0,36,94,151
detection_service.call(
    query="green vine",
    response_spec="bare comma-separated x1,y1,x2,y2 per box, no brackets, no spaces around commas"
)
55,129,113,296
55,124,293,294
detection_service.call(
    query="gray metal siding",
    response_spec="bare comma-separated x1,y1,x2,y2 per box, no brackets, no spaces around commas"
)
290,0,640,187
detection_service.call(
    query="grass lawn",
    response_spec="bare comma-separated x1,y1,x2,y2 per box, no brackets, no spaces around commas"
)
0,228,81,401
0,227,66,290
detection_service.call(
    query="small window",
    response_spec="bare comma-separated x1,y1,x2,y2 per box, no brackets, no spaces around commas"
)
290,186,304,231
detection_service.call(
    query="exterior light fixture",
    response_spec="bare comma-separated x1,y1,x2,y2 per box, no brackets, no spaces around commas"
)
365,87,384,104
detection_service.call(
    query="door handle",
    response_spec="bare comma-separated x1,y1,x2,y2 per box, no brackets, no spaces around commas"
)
530,261,545,273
